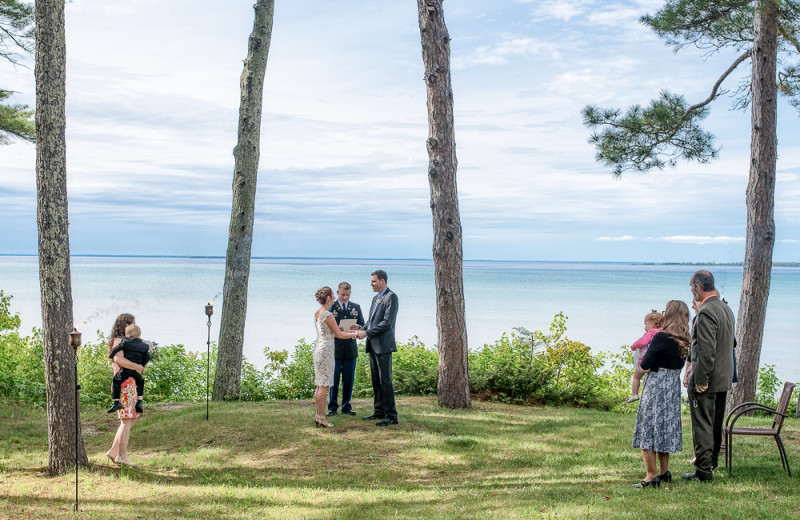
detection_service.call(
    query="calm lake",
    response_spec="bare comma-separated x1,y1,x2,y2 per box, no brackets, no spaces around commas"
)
1,256,798,382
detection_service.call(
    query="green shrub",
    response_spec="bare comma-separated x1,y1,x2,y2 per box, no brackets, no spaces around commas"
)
393,336,439,395
0,291,46,406
3,289,792,415
469,331,554,404
263,339,315,400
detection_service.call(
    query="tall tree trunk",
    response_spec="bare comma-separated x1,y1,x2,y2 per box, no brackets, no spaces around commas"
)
35,0,87,475
729,0,778,409
417,0,470,409
213,0,274,401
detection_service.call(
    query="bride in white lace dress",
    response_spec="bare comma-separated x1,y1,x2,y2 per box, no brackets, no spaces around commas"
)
313,286,357,427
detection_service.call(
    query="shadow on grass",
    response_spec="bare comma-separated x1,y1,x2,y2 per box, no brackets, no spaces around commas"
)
2,397,798,519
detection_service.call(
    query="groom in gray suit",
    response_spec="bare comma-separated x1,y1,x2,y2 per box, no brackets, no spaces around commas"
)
357,269,399,426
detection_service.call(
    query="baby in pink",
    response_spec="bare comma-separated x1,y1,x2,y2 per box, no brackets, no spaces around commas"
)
625,311,664,404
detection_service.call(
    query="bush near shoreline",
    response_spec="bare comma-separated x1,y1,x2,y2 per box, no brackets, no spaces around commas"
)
1,290,795,415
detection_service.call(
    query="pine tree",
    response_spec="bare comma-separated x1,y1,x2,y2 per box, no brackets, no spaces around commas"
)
0,0,35,143
583,0,800,407
214,0,274,400
417,0,471,409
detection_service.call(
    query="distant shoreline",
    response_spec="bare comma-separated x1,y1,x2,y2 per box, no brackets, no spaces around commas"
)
1,254,798,267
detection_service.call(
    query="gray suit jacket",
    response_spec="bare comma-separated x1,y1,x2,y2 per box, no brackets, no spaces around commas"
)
365,288,398,355
689,296,736,393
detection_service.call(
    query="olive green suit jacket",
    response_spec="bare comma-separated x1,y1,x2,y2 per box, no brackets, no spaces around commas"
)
689,296,736,393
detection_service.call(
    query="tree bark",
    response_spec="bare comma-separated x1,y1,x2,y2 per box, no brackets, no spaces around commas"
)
417,0,471,409
35,0,87,475
729,0,778,409
214,0,274,401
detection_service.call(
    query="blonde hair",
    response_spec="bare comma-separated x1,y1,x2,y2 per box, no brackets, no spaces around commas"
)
645,311,663,329
661,300,689,359
125,324,141,338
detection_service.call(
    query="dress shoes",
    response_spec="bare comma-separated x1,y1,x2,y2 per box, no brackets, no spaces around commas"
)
362,413,385,421
325,409,337,416
342,410,357,416
376,418,398,427
682,471,712,482
632,476,660,488
657,470,672,483
135,401,143,414
107,401,123,413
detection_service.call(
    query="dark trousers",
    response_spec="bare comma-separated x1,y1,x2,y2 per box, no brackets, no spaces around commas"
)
111,369,144,400
689,388,727,478
328,358,357,412
368,351,397,420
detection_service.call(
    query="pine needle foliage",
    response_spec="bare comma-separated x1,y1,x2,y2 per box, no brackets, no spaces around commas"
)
582,0,800,175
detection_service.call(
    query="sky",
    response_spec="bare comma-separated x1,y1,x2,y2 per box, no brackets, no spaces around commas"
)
1,0,799,263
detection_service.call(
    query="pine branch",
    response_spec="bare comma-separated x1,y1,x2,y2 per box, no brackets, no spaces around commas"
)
582,49,752,175
778,21,800,54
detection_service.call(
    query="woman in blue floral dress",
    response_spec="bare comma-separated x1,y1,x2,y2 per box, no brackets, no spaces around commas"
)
631,300,689,488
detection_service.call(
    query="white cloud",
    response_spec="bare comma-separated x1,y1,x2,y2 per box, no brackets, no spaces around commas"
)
658,236,745,245
526,0,593,22
597,235,637,241
596,235,748,245
453,34,557,69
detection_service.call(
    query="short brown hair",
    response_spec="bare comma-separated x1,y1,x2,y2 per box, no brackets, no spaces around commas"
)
125,324,141,338
691,270,715,292
338,282,351,291
371,270,388,282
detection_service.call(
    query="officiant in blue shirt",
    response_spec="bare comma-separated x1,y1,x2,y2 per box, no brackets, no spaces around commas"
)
326,282,364,416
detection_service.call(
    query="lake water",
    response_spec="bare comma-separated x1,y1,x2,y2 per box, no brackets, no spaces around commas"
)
1,256,798,382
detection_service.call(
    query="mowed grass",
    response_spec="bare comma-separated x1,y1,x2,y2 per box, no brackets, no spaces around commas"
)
1,396,798,519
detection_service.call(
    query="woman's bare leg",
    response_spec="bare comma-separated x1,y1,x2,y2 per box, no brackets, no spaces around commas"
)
116,418,135,463
107,419,125,460
641,449,658,480
314,386,332,425
657,452,669,474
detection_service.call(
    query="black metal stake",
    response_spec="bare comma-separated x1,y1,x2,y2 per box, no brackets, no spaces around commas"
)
74,353,79,511
205,303,213,421
69,328,82,513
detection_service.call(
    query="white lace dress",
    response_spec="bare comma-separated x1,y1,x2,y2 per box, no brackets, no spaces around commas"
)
314,311,335,387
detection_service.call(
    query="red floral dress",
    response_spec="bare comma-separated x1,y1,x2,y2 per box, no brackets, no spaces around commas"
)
111,338,140,420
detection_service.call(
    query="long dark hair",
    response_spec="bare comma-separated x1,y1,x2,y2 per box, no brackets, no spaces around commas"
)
108,313,135,357
662,300,689,359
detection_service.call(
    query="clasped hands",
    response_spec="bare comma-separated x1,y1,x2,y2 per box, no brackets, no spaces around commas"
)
339,324,367,339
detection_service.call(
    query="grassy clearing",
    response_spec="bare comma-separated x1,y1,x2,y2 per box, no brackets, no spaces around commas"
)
1,396,798,519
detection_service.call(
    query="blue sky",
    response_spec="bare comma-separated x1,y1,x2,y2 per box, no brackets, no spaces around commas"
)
1,0,798,262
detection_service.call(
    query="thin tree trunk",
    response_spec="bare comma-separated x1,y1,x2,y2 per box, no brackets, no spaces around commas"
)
35,0,87,475
729,0,778,409
213,0,274,401
417,0,470,409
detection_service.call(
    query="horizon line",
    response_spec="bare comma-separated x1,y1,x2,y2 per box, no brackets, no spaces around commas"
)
2,253,797,267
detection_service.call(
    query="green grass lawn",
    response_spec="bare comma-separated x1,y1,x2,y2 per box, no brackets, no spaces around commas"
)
1,396,797,519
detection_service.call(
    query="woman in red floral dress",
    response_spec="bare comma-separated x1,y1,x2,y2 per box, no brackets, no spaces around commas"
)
104,313,144,466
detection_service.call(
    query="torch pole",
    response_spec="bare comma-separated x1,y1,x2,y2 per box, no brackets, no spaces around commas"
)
74,352,79,511
69,328,82,512
205,302,213,421
206,315,211,421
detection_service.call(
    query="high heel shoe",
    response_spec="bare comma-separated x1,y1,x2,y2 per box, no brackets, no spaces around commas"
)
657,470,672,483
105,451,117,464
313,414,333,428
632,476,660,488
114,456,136,466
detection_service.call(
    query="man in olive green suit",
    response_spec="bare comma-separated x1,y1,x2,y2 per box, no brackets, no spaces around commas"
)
683,270,735,482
